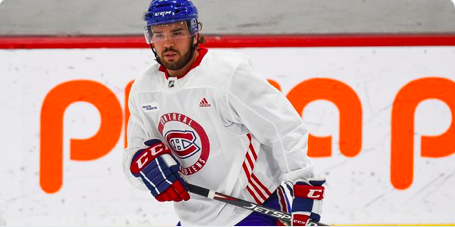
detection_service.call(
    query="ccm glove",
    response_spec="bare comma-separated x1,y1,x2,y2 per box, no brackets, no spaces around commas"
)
130,139,190,202
277,179,325,226
292,179,325,226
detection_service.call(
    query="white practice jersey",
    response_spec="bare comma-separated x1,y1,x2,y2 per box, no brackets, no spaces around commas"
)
123,48,314,225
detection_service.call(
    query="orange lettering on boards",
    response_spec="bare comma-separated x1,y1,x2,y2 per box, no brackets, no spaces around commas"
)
40,80,123,193
124,80,134,148
391,77,455,190
41,76,455,193
267,79,282,91
287,78,362,158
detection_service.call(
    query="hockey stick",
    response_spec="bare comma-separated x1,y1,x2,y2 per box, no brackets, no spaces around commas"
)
187,183,328,226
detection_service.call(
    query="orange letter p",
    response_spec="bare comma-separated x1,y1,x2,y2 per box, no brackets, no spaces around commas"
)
40,80,123,193
391,77,455,190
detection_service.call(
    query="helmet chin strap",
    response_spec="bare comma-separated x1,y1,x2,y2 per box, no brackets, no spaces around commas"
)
150,44,163,66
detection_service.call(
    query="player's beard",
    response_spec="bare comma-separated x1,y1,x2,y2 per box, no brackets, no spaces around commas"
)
159,45,193,71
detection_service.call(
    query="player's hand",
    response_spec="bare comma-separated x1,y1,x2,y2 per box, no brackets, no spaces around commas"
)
277,179,325,226
291,179,325,226
130,139,190,202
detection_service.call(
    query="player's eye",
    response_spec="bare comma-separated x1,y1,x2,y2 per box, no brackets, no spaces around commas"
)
172,31,183,38
153,33,165,40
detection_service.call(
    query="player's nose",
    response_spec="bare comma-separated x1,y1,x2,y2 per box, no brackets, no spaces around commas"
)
162,38,175,48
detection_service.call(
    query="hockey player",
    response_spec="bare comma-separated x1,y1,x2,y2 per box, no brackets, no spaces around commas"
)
123,0,326,225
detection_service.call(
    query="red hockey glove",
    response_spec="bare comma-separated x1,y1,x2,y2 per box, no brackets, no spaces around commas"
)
130,139,190,202
276,179,325,226
292,179,325,226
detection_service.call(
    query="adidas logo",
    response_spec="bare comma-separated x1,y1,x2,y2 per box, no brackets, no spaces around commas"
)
199,97,211,107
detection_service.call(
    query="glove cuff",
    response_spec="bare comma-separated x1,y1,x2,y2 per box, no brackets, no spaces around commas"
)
292,213,311,226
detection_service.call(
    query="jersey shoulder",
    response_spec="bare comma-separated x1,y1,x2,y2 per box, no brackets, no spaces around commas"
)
206,50,252,70
198,50,253,88
129,63,163,98
207,50,264,84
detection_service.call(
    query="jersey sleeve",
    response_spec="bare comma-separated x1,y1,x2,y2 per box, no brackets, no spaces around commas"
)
123,94,153,190
225,61,314,183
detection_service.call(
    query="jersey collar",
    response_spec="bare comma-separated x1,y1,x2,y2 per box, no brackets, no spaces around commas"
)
159,48,208,80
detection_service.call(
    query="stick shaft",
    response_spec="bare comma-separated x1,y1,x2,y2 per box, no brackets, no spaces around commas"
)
188,183,292,225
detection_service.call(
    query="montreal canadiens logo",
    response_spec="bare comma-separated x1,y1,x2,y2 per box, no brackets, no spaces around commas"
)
165,130,201,159
158,113,210,175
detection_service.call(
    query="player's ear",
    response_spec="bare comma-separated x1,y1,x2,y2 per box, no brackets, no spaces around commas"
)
193,33,198,45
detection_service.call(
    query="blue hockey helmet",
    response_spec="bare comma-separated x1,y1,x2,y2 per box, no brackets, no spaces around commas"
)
145,0,199,34
144,0,202,66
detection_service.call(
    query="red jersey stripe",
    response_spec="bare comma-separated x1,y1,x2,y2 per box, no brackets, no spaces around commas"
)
247,134,258,160
246,185,262,204
242,133,270,204
251,174,272,196
245,151,255,169
248,179,268,201
242,162,251,177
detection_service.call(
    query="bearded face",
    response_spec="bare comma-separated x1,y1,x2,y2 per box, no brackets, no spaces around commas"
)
149,21,197,71
157,38,194,70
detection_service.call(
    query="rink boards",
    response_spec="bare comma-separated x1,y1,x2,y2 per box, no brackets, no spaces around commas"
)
1,46,455,225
